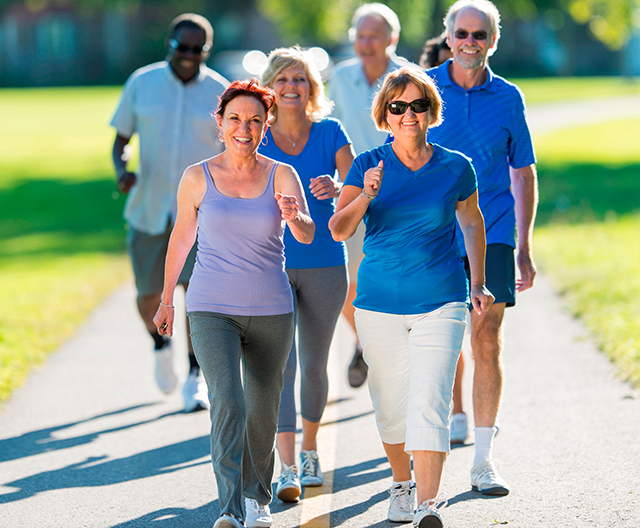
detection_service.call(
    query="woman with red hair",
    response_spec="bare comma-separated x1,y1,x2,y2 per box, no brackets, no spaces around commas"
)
154,79,314,528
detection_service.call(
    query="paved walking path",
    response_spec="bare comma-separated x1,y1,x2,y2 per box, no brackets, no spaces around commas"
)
1,96,639,527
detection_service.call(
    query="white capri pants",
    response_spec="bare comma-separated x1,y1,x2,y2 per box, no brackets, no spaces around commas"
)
355,302,467,454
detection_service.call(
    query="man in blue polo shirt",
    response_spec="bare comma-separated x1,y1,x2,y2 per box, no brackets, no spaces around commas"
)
427,0,538,496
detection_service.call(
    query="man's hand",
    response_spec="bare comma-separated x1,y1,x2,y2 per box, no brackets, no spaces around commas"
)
116,171,137,194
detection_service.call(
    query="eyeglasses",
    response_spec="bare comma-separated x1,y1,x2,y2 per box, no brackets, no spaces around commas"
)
386,98,430,115
169,38,211,54
454,29,489,40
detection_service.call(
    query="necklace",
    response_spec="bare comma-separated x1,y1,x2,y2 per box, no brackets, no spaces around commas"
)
276,122,308,149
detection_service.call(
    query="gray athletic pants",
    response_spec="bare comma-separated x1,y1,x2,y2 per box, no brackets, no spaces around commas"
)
188,310,294,519
278,265,348,432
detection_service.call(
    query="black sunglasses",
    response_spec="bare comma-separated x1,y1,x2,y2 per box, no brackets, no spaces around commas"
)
454,29,489,40
169,38,211,54
387,98,430,115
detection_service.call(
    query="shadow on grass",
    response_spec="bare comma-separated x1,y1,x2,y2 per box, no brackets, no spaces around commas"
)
0,177,127,258
536,162,640,226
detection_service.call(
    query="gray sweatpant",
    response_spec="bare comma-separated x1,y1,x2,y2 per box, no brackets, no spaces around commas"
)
188,310,294,519
278,265,348,432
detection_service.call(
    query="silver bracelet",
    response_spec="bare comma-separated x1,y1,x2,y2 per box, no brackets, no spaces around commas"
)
159,302,174,308
361,188,377,200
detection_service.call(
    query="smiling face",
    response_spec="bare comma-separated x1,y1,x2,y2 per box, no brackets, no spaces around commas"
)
167,26,210,83
217,96,268,154
271,66,310,113
448,7,495,71
353,14,393,68
386,82,430,141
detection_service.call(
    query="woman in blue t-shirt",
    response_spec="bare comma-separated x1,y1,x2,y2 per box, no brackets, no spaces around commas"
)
259,47,355,503
330,67,494,528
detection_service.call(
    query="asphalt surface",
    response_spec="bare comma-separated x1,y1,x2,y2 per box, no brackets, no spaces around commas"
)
1,96,639,527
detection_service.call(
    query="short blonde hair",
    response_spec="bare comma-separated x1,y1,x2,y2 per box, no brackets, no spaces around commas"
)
371,67,443,132
261,46,333,123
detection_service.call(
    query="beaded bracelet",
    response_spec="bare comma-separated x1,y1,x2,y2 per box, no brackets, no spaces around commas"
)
361,188,377,200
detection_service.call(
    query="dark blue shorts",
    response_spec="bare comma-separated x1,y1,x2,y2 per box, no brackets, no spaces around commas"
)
464,243,516,308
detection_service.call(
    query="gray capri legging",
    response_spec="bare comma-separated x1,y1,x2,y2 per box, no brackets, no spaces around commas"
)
278,265,349,432
188,310,294,520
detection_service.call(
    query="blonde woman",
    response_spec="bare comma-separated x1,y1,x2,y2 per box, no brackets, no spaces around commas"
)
330,67,493,528
260,47,355,502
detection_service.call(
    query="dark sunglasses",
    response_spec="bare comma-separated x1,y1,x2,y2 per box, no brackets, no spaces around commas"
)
169,38,211,54
387,98,430,115
454,29,489,40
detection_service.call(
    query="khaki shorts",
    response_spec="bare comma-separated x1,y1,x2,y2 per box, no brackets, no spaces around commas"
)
126,222,197,297
346,221,365,283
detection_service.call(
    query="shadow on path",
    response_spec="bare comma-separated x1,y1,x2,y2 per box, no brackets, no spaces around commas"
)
0,403,180,464
109,500,220,528
0,433,209,504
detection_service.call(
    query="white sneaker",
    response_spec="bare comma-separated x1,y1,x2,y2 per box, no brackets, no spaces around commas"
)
300,450,323,486
413,494,447,528
450,413,468,444
470,459,510,495
244,498,272,528
154,341,177,394
213,514,244,528
182,369,209,413
388,481,416,522
276,464,301,502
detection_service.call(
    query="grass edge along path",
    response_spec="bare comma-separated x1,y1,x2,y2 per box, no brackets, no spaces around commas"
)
533,116,640,389
0,253,130,405
534,217,640,388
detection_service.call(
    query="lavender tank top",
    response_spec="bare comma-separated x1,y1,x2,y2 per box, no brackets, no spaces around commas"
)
185,160,294,316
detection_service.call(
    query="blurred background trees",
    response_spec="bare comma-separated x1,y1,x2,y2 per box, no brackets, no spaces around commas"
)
0,0,638,86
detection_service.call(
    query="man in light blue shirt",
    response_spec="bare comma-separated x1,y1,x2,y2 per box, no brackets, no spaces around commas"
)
111,13,229,412
427,0,538,496
329,3,413,388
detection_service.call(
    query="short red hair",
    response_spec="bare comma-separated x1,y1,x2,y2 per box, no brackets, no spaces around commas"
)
215,78,275,118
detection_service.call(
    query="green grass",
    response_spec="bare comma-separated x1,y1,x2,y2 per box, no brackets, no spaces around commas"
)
0,86,130,404
534,117,640,387
511,76,640,105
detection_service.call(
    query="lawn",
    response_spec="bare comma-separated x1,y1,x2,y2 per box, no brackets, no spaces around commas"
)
533,117,640,387
1,76,639,406
512,75,640,105
0,87,130,403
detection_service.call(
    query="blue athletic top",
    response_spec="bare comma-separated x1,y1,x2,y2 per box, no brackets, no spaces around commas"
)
186,161,293,316
259,118,350,269
344,143,477,315
426,61,536,255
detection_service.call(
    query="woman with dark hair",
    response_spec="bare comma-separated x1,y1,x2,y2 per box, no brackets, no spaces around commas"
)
419,32,453,69
154,79,314,528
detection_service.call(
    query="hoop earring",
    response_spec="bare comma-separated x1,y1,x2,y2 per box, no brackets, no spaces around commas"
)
261,135,268,146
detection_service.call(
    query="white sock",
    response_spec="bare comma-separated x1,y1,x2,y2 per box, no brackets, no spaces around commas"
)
392,478,413,488
473,426,497,467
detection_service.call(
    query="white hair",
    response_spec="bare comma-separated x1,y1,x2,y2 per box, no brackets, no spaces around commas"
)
444,0,501,56
349,3,401,50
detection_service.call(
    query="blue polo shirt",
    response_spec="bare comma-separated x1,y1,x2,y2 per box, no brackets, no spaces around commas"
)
259,118,350,269
344,143,477,315
426,60,536,255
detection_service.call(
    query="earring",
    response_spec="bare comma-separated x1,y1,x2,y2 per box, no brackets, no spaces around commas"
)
261,135,268,146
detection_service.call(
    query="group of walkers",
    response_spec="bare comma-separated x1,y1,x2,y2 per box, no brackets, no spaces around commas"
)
111,1,538,527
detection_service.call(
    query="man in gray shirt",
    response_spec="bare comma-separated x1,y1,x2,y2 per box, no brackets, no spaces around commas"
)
111,13,228,412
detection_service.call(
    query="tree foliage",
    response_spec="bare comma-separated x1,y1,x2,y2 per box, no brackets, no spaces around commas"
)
256,0,639,52
2,0,637,51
